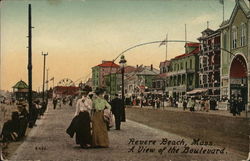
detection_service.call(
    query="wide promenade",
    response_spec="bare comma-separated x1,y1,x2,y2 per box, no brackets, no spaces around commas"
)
8,103,246,161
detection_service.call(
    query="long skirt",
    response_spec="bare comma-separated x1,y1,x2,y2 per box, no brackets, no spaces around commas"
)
92,111,109,147
75,112,92,146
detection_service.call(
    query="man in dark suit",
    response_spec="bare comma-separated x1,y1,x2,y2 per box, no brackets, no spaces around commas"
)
111,94,123,130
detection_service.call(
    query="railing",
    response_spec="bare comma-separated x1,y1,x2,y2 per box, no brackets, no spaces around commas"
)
168,69,195,76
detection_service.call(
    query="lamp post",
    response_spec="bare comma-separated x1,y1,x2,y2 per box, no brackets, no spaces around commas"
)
119,55,127,122
27,4,33,118
42,52,48,104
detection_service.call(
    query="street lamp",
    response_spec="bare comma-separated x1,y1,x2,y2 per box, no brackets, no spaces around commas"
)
119,55,127,122
42,52,48,104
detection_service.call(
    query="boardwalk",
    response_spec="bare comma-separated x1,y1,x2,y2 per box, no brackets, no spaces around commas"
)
8,103,245,161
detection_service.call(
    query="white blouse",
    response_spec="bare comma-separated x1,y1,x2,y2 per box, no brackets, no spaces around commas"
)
74,96,92,116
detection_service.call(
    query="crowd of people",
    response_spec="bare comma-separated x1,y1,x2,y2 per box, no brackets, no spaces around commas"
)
125,94,246,116
66,87,124,149
228,96,245,116
0,99,48,143
1,89,244,151
52,96,74,110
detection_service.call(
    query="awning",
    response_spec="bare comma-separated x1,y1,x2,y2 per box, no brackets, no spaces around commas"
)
187,88,208,95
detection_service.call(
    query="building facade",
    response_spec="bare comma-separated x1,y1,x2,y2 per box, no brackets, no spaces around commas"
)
105,66,137,96
198,28,221,99
220,0,250,107
165,43,200,99
152,60,170,94
92,61,120,90
123,65,159,97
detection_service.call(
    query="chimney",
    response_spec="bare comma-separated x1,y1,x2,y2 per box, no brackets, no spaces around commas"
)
151,64,153,71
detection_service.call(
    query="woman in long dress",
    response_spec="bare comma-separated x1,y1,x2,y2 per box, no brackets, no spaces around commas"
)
74,91,92,148
92,88,111,148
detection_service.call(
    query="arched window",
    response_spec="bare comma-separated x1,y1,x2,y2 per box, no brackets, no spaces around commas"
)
240,23,247,46
232,26,237,49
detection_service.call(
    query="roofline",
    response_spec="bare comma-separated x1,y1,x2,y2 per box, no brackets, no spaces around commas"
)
220,0,250,29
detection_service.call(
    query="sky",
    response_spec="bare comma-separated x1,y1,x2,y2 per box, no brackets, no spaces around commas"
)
0,0,236,91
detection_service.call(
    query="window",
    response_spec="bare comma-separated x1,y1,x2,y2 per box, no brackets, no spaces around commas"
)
190,59,192,69
232,26,237,49
240,23,246,46
163,67,166,73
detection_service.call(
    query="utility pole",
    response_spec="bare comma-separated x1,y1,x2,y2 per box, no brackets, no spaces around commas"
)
46,68,49,100
46,68,49,91
27,4,33,115
42,52,48,104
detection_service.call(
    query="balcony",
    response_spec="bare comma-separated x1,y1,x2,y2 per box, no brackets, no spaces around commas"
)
168,69,195,76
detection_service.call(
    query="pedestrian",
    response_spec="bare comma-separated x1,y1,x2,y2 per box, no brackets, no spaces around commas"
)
187,98,192,111
151,99,155,109
0,111,20,142
104,94,111,131
63,97,67,105
210,98,216,110
183,99,187,111
111,94,122,130
17,104,28,139
74,90,92,148
69,97,73,106
133,99,136,106
156,98,160,109
204,99,209,112
53,97,57,110
230,97,237,116
201,98,205,111
92,88,111,148
195,99,201,111
58,98,62,108
28,101,38,128
190,98,195,112
178,99,183,109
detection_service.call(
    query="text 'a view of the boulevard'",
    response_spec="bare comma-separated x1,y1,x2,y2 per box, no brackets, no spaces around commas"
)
0,0,250,161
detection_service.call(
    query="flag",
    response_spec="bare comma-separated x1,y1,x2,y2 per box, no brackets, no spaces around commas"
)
219,0,224,5
159,39,166,47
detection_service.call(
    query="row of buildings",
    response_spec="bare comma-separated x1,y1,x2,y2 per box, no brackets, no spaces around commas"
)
91,0,250,109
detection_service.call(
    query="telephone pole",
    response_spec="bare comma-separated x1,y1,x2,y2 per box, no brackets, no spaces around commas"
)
46,68,49,100
46,69,49,90
42,52,48,103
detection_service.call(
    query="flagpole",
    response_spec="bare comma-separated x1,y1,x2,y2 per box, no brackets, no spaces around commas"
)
165,33,168,60
185,24,187,53
185,24,187,43
223,1,225,22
